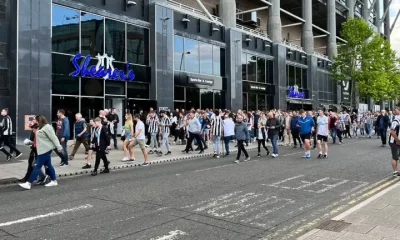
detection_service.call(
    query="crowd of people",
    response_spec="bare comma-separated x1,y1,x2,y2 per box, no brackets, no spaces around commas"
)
3,105,397,191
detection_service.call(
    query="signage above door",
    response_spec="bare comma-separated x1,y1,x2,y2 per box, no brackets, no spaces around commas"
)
187,77,214,86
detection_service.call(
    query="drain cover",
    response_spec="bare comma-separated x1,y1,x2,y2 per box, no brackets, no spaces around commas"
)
316,220,351,232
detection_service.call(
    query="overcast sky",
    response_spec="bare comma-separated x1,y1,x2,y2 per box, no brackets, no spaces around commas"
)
391,0,400,57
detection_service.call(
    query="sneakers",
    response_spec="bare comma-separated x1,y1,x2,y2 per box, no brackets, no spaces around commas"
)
91,170,98,176
15,153,23,159
36,175,49,185
266,152,270,156
141,162,149,167
60,162,69,167
149,150,154,154
234,160,240,163
125,159,135,163
157,151,163,157
19,182,31,190
244,157,250,162
317,153,323,159
271,154,277,158
303,152,311,158
69,155,74,160
165,151,172,156
82,164,91,169
216,155,220,159
6,155,11,161
257,153,261,158
100,168,110,174
45,181,58,187
323,154,328,159
121,157,130,162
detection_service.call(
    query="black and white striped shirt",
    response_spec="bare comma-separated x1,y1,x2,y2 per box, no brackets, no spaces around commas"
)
211,116,224,136
389,116,400,144
1,115,12,136
147,116,159,133
160,117,171,134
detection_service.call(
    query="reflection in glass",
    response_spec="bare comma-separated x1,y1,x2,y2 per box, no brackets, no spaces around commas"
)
174,86,185,101
127,25,148,65
242,52,247,80
213,46,221,76
174,36,184,71
257,57,266,83
214,91,225,110
200,89,213,109
248,93,257,111
105,80,125,95
302,68,308,89
127,82,149,99
186,88,200,109
52,5,79,54
81,98,105,121
52,96,79,139
247,55,257,81
266,61,273,84
105,19,125,62
81,78,104,96
242,93,247,111
288,65,295,86
52,75,79,95
200,43,213,75
184,39,199,73
81,12,104,57
295,67,302,88
257,94,267,111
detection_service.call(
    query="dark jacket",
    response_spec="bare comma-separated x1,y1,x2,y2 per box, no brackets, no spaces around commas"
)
266,118,281,135
92,126,110,148
290,116,299,130
107,113,119,128
234,122,248,141
376,115,390,129
60,117,70,139
74,120,89,139
255,126,267,140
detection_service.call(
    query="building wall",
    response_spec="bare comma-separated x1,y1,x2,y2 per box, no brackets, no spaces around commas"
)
281,16,302,46
314,37,327,55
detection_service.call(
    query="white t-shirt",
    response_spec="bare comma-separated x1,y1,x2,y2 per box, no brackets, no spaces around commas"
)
317,115,329,136
135,121,146,140
223,119,235,137
389,116,400,144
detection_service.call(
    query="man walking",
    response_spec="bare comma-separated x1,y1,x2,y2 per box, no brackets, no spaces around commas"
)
388,108,400,176
147,110,160,154
131,114,149,166
290,111,302,148
234,114,250,163
183,110,204,154
157,110,172,156
298,109,315,158
283,112,291,146
91,118,110,176
56,109,70,166
211,110,224,158
109,108,119,149
69,113,89,160
223,113,235,156
0,108,22,161
316,108,329,159
376,110,390,147
329,111,337,144
266,112,281,158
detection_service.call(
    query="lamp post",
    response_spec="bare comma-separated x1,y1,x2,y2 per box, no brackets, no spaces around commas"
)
179,51,191,71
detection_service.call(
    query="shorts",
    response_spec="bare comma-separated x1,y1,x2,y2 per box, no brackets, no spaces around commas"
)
317,135,328,142
124,130,131,141
300,133,311,142
131,139,146,149
389,143,400,161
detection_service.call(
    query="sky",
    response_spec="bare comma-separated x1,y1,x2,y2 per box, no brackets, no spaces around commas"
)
391,0,400,57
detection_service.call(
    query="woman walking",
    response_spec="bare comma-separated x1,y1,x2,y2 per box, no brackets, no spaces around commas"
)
19,115,62,190
256,122,270,157
336,114,346,144
122,113,135,162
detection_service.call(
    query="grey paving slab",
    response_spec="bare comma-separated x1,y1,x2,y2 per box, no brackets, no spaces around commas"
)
367,226,400,239
344,223,377,234
337,231,383,240
313,229,346,239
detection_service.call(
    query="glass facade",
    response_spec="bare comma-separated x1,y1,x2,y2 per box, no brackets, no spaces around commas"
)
286,65,308,99
173,87,225,110
51,4,150,126
317,71,336,103
174,35,225,76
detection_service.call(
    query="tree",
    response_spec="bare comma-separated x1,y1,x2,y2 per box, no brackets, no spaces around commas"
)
329,18,400,108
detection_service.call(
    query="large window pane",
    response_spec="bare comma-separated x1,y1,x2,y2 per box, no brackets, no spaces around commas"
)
257,57,266,83
186,88,200,109
174,86,184,101
127,82,149,99
302,68,308,89
247,55,257,81
288,65,295,86
200,43,213,75
51,96,79,139
52,75,79,95
184,39,199,73
127,25,149,65
81,78,104,96
257,94,267,111
295,67,302,88
80,97,105,121
105,19,125,62
214,91,223,110
200,89,213,109
81,13,104,57
242,52,247,80
105,80,125,95
174,36,184,71
248,93,257,111
266,61,273,84
213,46,221,76
242,93,248,111
52,5,79,54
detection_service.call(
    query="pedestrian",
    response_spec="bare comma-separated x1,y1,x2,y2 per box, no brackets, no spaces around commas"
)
0,108,22,161
122,113,135,162
82,119,96,169
388,108,400,176
55,109,70,167
69,113,89,160
266,112,280,158
336,113,345,144
109,108,119,149
344,115,352,138
316,108,329,159
158,110,172,156
234,114,250,163
19,115,61,190
290,111,302,148
91,118,110,176
256,121,270,157
147,110,160,154
309,111,318,149
329,111,338,144
211,110,224,158
173,112,185,145
283,112,291,146
223,113,235,156
131,114,149,166
365,112,374,138
297,109,315,158
183,110,204,154
376,110,390,147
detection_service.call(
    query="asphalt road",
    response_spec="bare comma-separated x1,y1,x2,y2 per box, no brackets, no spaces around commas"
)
0,137,396,240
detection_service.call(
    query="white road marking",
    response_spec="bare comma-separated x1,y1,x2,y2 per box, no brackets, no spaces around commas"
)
206,193,264,217
194,160,259,173
0,204,93,227
150,230,187,240
294,178,330,190
307,179,349,193
182,191,242,209
339,181,369,197
241,198,295,224
267,175,304,187
194,193,255,212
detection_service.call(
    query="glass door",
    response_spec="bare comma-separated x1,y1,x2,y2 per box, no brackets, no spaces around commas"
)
105,97,126,135
200,89,214,110
81,98,104,121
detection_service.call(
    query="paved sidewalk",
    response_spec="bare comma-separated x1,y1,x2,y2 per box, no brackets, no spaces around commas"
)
298,181,400,240
0,139,276,182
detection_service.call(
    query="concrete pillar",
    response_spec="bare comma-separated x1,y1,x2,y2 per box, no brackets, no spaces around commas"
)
384,0,390,41
347,0,355,18
272,44,287,110
327,0,337,58
219,0,237,28
375,0,381,34
268,0,282,42
302,0,314,54
362,0,369,21
225,30,243,111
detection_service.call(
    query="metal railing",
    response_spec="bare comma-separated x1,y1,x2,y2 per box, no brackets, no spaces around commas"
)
167,0,222,24
236,24,271,42
283,41,305,53
314,51,330,60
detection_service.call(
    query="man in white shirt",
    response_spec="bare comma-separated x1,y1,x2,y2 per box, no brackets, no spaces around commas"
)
388,108,400,176
223,113,234,156
131,114,149,166
316,108,329,159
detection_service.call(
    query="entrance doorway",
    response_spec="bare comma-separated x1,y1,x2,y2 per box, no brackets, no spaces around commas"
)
81,98,104,122
105,97,127,135
128,99,157,115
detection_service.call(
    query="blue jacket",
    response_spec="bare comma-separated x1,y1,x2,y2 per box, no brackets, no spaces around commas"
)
298,115,315,135
290,116,299,130
61,117,70,139
234,122,249,141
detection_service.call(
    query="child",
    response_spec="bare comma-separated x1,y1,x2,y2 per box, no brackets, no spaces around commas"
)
19,120,48,184
82,119,96,169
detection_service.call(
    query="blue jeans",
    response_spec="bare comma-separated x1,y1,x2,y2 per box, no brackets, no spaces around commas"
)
223,136,231,153
271,134,278,154
212,135,221,154
28,151,56,183
55,137,68,164
329,128,337,144
365,124,372,137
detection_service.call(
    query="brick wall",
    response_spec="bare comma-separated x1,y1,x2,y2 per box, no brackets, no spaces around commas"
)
281,15,301,46
314,37,327,54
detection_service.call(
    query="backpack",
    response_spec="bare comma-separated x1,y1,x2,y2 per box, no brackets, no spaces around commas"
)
337,120,346,131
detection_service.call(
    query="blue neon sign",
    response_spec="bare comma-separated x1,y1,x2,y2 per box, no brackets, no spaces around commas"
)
287,86,305,99
70,53,135,81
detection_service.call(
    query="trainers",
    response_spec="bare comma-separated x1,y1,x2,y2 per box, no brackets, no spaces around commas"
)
121,156,129,161
36,175,49,185
165,151,171,156
100,168,110,174
15,153,23,159
142,162,149,167
6,155,11,161
69,155,74,160
303,153,308,158
317,153,322,159
45,181,58,187
323,154,328,159
271,154,277,158
244,157,250,162
266,152,271,156
257,153,261,158
306,152,311,158
91,170,98,176
234,160,240,163
19,182,31,190
216,155,220,159
60,162,69,167
82,164,91,169
393,171,399,177
125,159,135,163
157,151,163,156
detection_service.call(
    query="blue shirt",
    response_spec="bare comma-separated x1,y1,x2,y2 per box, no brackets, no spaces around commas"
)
379,117,384,129
298,115,315,135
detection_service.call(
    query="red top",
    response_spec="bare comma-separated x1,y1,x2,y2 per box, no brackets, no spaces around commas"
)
33,131,37,148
